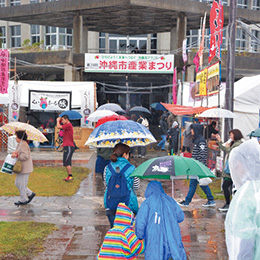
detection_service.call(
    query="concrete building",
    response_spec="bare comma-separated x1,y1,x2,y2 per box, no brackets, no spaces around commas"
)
0,0,259,108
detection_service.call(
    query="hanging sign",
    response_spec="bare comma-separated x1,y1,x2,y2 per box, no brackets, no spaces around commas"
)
207,62,220,95
9,84,20,122
195,68,208,97
29,90,71,111
0,49,9,94
85,54,174,74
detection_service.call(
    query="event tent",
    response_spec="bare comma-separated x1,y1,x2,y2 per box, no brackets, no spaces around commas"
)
182,74,260,137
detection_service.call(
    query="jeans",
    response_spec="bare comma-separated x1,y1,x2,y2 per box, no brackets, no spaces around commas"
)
185,179,214,203
158,135,167,150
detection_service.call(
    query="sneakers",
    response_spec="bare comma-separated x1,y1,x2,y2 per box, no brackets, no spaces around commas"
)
178,200,189,207
202,200,216,207
138,154,141,158
14,201,28,206
141,156,145,158
63,176,74,181
218,204,229,212
27,192,36,203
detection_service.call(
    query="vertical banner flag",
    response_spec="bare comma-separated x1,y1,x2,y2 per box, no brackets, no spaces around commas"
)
193,53,200,73
195,68,208,97
182,39,188,64
0,49,9,94
9,84,20,122
209,0,224,63
198,12,207,67
172,67,177,104
81,86,95,128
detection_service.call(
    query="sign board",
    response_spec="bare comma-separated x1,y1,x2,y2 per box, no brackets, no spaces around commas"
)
29,90,71,112
207,62,220,96
9,84,20,122
195,68,208,97
85,53,174,74
0,49,9,94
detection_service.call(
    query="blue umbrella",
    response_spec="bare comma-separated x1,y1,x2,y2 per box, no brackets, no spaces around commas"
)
150,102,167,111
85,120,156,148
59,110,82,120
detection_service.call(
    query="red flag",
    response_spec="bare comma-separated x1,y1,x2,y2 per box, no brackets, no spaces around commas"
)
172,67,177,104
193,52,200,73
198,12,207,67
0,49,9,94
209,0,224,63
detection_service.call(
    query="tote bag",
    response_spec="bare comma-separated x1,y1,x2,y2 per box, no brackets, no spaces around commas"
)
1,154,17,174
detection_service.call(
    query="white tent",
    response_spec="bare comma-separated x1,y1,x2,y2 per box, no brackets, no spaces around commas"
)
182,74,260,137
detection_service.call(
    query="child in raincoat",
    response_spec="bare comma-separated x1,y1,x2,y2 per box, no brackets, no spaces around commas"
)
225,138,260,260
135,181,186,260
97,203,145,260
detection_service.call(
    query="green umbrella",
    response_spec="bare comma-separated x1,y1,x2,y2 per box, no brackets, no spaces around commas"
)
130,156,216,197
248,128,260,138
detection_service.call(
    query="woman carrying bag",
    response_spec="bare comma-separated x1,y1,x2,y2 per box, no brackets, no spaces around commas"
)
216,129,243,212
11,130,36,206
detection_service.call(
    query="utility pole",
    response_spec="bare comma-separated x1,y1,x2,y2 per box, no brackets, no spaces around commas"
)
224,0,237,141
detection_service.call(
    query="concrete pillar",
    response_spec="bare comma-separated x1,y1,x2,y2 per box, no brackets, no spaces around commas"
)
105,33,109,53
40,25,45,49
6,23,10,49
186,65,196,82
64,65,73,81
82,25,88,53
73,13,83,53
170,13,187,51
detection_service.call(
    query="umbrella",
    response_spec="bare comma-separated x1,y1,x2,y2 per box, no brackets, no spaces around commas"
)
150,102,167,111
2,122,48,143
59,110,82,120
87,110,118,122
130,155,216,197
97,103,125,114
85,120,156,148
198,108,237,118
95,114,128,128
129,106,151,115
248,128,260,138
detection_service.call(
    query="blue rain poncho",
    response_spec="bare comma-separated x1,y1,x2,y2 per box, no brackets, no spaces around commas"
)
225,138,260,260
135,181,186,260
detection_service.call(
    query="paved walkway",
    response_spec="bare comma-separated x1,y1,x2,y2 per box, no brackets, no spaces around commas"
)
0,148,228,260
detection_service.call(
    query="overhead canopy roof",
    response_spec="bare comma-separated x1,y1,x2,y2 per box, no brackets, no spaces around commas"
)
0,0,258,35
161,102,214,116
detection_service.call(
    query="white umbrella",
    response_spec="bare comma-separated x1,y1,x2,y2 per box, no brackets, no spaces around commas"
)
87,110,118,122
198,108,237,118
97,103,125,113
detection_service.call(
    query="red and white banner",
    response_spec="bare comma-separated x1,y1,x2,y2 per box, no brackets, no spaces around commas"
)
0,49,9,94
85,54,174,74
182,39,188,64
198,12,207,67
209,0,224,63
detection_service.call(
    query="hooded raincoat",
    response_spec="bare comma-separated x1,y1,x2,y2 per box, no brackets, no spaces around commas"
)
225,139,260,260
135,181,186,260
97,203,145,260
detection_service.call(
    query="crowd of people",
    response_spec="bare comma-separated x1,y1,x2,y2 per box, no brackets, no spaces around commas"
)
8,111,260,260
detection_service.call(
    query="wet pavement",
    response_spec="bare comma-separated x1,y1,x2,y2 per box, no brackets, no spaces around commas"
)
0,148,228,260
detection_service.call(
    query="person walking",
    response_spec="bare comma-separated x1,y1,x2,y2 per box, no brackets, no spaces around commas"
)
97,203,145,260
157,114,168,151
103,143,140,227
137,114,149,158
167,121,180,155
95,148,113,180
135,181,186,260
216,129,243,212
179,123,216,207
11,130,35,206
182,121,193,152
56,115,75,181
225,139,260,260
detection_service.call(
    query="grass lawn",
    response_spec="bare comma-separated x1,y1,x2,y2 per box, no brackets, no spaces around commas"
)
0,221,57,260
0,166,90,197
185,178,225,200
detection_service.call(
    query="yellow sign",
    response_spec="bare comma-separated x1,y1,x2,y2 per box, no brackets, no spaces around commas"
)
207,62,220,95
195,68,208,96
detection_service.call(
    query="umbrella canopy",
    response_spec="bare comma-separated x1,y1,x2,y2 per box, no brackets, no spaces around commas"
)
2,122,48,142
87,110,118,122
85,120,156,148
59,110,82,120
198,108,237,118
129,106,151,115
97,103,125,114
150,102,167,111
95,114,128,128
130,155,216,179
248,128,260,138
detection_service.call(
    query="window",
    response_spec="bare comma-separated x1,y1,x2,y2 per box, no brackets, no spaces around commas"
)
253,0,260,9
45,26,57,47
236,28,246,51
99,32,105,53
0,0,5,7
187,29,199,49
10,25,21,48
0,26,6,48
251,30,260,52
237,0,247,8
10,0,20,6
30,0,39,3
45,26,72,49
151,34,157,54
31,25,40,44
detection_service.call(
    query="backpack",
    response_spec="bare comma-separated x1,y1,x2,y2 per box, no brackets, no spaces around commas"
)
142,118,149,128
106,163,132,211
